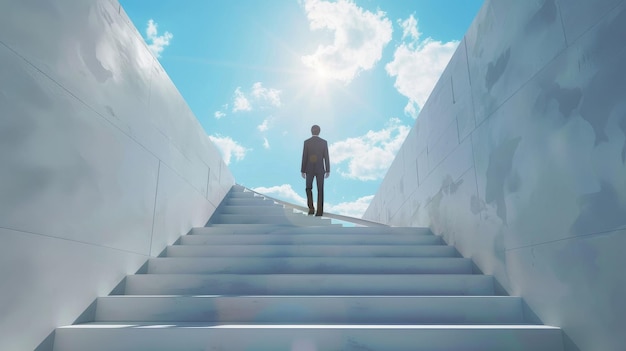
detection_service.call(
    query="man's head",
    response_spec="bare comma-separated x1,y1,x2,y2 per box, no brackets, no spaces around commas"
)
311,125,321,136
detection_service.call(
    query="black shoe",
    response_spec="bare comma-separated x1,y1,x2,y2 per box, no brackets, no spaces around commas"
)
315,212,323,217
308,209,315,215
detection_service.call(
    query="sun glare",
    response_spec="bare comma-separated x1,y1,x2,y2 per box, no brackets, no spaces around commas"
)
301,63,341,101
314,65,330,82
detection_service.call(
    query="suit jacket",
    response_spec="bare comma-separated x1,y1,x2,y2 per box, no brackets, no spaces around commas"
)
301,136,330,174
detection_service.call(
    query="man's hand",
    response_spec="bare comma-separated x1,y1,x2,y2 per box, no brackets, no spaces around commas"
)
301,172,306,179
324,172,330,179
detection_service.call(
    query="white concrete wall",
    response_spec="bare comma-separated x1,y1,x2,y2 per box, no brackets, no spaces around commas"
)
0,0,234,350
364,0,626,350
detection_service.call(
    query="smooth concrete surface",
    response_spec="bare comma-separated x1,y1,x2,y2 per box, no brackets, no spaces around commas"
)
164,243,458,258
145,257,472,274
94,295,524,324
178,232,443,245
123,273,495,296
364,0,626,350
0,0,233,349
54,325,564,351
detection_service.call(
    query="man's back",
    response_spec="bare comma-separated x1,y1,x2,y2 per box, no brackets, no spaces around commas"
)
301,136,330,174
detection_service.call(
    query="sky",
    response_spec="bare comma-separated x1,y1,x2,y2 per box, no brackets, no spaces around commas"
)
119,0,484,218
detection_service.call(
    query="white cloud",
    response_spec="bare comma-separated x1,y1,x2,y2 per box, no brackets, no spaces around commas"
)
232,83,282,113
263,137,270,149
215,104,229,119
301,0,392,84
251,82,282,107
253,184,307,206
146,19,173,58
208,135,248,165
232,87,252,112
400,14,420,41
330,118,410,180
327,195,374,218
257,118,270,132
386,15,458,118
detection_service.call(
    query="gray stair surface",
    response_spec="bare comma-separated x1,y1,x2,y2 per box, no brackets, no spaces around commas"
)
53,184,564,351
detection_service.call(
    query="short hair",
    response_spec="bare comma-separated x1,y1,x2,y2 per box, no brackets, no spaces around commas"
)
311,125,321,135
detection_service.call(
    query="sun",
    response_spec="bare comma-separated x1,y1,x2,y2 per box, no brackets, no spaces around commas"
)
313,64,330,82
303,62,343,98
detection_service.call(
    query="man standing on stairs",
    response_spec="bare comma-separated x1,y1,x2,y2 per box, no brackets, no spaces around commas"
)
301,124,330,216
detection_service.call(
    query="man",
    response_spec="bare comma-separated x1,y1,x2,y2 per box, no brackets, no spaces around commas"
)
301,124,330,216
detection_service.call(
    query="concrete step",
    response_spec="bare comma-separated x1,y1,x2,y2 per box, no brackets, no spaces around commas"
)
54,324,564,351
206,222,341,228
179,233,443,245
217,205,291,215
122,274,494,295
146,257,473,274
227,191,261,198
190,225,431,235
210,213,334,225
165,244,458,257
94,295,525,324
222,197,277,206
195,224,302,234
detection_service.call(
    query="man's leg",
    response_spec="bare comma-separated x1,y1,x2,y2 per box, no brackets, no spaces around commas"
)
315,172,324,216
305,173,315,214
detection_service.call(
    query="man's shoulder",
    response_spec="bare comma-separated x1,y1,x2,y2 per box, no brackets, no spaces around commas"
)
305,136,328,145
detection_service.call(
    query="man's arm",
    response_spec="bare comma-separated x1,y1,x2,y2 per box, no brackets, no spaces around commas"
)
324,140,330,178
301,141,307,178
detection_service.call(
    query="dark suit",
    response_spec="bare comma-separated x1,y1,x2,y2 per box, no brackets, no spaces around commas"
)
301,135,330,215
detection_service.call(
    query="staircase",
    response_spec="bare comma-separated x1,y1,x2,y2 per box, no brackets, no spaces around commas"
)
53,185,564,350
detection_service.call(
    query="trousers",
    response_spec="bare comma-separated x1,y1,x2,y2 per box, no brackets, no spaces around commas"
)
305,171,324,215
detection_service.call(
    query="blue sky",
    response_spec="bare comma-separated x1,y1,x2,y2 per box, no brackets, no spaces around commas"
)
119,0,483,218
